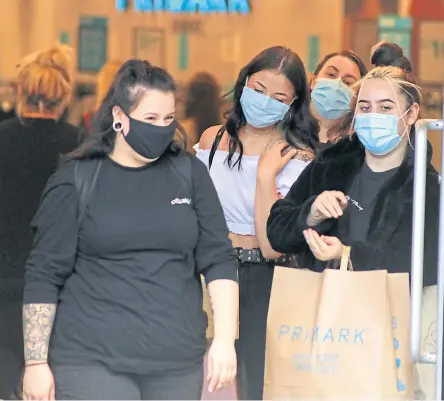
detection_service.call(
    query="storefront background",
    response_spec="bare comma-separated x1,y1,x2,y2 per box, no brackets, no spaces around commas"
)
0,0,442,169
0,0,346,83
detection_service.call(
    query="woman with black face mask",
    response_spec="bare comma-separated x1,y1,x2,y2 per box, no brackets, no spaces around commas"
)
21,60,239,400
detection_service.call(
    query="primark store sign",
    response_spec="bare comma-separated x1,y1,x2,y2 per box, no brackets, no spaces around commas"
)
116,0,251,13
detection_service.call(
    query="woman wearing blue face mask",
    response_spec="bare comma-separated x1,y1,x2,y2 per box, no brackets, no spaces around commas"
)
194,46,319,400
310,50,367,149
267,41,438,288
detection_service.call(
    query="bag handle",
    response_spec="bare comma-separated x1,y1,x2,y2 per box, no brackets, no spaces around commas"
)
339,245,353,271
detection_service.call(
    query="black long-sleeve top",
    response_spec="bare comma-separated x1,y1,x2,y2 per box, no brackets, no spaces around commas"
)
0,117,79,301
24,152,238,374
267,136,439,287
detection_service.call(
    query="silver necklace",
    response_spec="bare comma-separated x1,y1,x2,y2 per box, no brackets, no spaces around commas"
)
244,126,276,137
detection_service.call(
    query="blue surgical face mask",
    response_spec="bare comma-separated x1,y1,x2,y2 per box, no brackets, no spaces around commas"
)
354,112,409,156
311,78,353,120
240,84,291,129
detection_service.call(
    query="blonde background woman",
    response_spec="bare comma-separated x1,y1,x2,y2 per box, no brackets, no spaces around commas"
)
0,45,80,399
72,61,123,134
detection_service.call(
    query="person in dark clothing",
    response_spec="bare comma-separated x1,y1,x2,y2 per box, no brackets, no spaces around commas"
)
0,45,79,400
21,60,239,401
182,72,222,149
0,106,16,123
267,42,438,288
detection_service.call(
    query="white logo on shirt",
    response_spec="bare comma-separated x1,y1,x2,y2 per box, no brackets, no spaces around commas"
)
171,198,191,205
346,195,363,211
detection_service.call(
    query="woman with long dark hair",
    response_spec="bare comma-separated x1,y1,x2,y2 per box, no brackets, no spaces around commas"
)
21,60,239,400
194,46,319,399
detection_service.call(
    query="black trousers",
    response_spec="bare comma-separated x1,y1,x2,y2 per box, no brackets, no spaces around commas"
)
52,363,204,400
0,300,24,399
235,262,274,400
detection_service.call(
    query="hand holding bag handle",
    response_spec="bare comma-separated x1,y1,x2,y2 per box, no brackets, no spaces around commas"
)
326,245,352,272
327,245,353,271
339,245,353,272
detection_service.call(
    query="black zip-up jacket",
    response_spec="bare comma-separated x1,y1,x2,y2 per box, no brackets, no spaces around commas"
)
267,135,439,287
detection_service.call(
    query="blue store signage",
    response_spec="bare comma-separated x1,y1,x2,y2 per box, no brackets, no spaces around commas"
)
116,0,251,13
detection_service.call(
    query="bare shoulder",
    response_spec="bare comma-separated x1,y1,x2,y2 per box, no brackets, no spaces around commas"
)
199,125,224,150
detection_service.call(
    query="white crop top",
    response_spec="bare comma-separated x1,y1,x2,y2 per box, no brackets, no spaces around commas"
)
194,143,311,235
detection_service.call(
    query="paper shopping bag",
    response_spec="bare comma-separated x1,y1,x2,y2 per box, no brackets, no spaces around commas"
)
388,270,414,396
264,247,413,400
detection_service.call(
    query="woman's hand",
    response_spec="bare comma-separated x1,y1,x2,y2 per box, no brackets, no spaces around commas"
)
257,140,298,179
307,191,348,226
22,363,55,400
303,228,343,261
207,338,237,393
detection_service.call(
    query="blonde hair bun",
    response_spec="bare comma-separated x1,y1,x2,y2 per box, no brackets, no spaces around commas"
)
16,45,74,117
34,45,73,72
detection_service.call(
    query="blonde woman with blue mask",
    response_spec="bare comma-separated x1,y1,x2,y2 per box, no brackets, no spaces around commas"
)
268,41,438,292
268,42,440,399
194,46,319,400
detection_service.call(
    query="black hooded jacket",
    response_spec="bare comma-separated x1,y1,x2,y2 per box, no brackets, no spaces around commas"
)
267,135,439,287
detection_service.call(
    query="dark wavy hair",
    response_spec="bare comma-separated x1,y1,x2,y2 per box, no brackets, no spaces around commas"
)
185,72,221,140
68,59,186,160
217,46,319,168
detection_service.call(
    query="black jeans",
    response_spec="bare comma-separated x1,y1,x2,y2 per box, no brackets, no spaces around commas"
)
52,363,204,400
235,262,274,400
0,300,24,399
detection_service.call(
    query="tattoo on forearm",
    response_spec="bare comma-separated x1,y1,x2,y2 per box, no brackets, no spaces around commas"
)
23,303,57,363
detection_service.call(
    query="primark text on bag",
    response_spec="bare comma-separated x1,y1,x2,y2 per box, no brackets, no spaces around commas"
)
264,246,413,400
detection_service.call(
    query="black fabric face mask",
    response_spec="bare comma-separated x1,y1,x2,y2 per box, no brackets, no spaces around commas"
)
123,117,176,159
